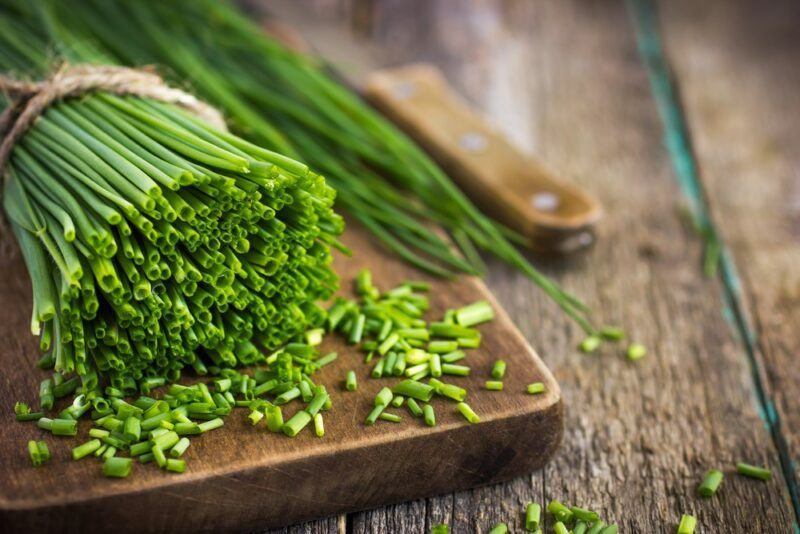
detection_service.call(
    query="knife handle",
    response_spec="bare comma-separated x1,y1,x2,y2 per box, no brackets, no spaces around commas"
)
364,64,601,253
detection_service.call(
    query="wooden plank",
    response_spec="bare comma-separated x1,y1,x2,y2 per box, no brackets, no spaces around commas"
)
658,0,800,512
0,219,562,532
264,0,797,531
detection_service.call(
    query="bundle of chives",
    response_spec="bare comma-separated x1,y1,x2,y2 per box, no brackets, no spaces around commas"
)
0,24,342,404
16,0,603,334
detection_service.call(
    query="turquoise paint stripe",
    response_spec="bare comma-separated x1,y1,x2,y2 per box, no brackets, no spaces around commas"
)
627,0,800,523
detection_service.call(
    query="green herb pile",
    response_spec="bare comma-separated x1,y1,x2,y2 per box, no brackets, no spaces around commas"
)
5,0,603,336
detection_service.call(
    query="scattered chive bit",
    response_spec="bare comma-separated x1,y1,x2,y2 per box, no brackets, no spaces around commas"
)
345,371,358,391
626,343,647,361
375,387,394,407
527,382,546,395
698,469,723,497
485,381,503,391
313,413,325,437
407,398,423,417
282,411,312,437
431,524,449,534
14,402,44,422
579,335,602,353
166,459,186,473
571,507,600,523
429,378,467,402
491,360,507,379
393,380,435,402
547,500,573,523
454,300,495,327
488,523,508,534
599,525,618,534
423,404,436,427
573,522,588,534
28,440,47,467
736,462,772,480
365,405,386,426
599,326,626,341
456,402,480,424
553,522,569,534
525,503,541,531
379,412,402,423
586,521,606,534
103,457,133,479
677,514,696,534
72,439,102,461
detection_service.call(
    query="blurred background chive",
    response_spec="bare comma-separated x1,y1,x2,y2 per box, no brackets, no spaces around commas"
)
677,514,696,534
378,412,401,423
485,381,503,391
527,383,546,395
736,462,771,480
586,521,605,534
345,370,357,391
626,343,647,361
579,335,602,353
698,469,723,497
491,360,506,380
553,522,569,534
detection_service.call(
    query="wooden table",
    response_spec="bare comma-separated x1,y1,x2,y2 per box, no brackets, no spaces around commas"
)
254,0,800,531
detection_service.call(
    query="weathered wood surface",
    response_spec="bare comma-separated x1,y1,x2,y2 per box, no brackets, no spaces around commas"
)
0,220,562,532
658,0,800,509
262,0,799,532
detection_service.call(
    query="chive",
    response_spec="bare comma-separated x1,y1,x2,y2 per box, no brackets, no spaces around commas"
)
485,381,503,391
586,521,605,534
379,412,402,423
171,437,190,457
406,349,430,365
28,440,43,467
431,524,449,534
392,380,435,402
103,457,133,478
488,523,507,534
274,387,301,405
456,402,480,424
570,507,600,523
102,446,117,459
39,378,54,410
313,413,324,437
626,343,647,361
736,462,771,480
457,336,481,349
38,417,78,436
441,364,470,376
349,314,366,344
266,405,284,433
407,398,423,417
423,404,436,427
72,438,102,460
429,353,442,377
198,418,224,432
525,503,541,531
248,410,264,425
429,323,478,339
579,335,602,353
428,340,459,354
315,352,338,368
491,360,507,379
345,370,357,391
547,500,573,523
365,405,386,426
282,410,312,437
553,522,569,534
698,469,723,497
374,387,394,407
599,326,625,341
677,514,696,534
527,382,546,395
298,381,313,403
123,416,142,442
165,458,186,473
573,522,588,534
378,333,399,355
138,453,155,464
429,378,467,402
371,358,385,378
599,526,617,534
129,441,152,456
152,444,167,468
306,387,329,416
441,350,466,364
391,395,405,408
383,351,398,375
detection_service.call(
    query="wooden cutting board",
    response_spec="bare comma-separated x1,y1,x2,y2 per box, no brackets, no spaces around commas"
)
0,221,562,533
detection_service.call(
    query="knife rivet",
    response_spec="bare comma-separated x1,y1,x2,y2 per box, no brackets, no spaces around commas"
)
531,192,560,212
458,132,488,153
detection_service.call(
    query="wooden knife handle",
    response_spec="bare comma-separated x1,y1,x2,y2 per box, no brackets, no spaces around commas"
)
364,64,602,253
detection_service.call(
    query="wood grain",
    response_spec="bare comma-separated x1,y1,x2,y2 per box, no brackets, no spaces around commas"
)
263,0,798,531
658,0,800,512
0,219,562,533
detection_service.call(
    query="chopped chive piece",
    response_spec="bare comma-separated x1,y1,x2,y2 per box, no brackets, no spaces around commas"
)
138,453,155,464
72,439,102,461
152,431,180,451
371,358,385,378
365,405,386,426
28,440,43,467
375,387,394,407
441,363,470,376
525,502,541,531
488,523,507,534
600,326,626,341
430,353,442,377
274,387,301,405
171,437,190,458
547,500,573,523
677,514,696,534
491,360,507,379
103,457,133,478
599,526,618,534
165,459,186,473
485,381,503,391
428,340,459,354
429,323,478,339
579,335,602,353
431,524,449,534
698,469,723,497
586,521,605,534
527,382,545,395
393,380,435,402
423,404,436,427
404,362,429,378
407,398,423,417
429,378,467,402
349,314,366,344
38,417,78,436
456,402,480,424
570,507,600,523
313,413,325,437
102,446,117,460
379,412,402,423
626,343,647,361
266,405,284,433
454,300,494,327
198,418,224,432
441,350,466,363
130,441,152,456
248,410,264,425
89,428,110,438
406,349,430,365
123,416,142,442
573,522,588,534
384,351,398,375
391,395,405,408
457,336,481,349
282,410,312,437
553,522,569,534
152,444,167,468
736,462,771,480
174,422,202,436
315,352,338,367
346,370,358,391
378,333,399,355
